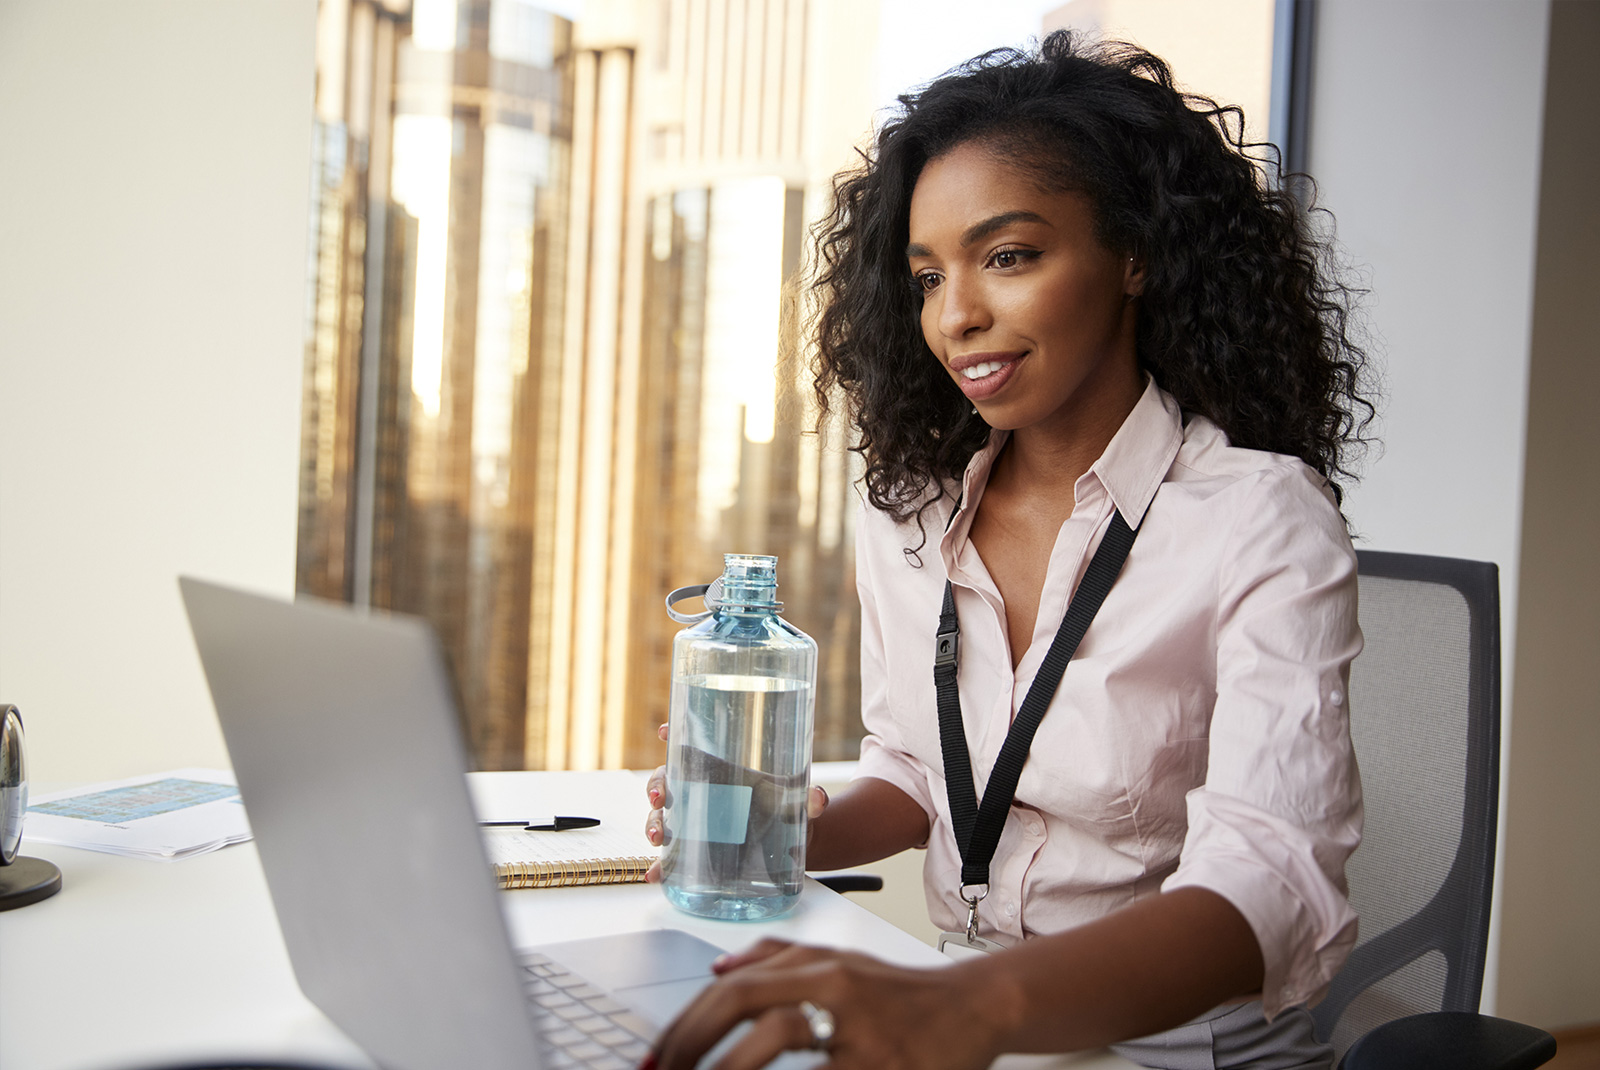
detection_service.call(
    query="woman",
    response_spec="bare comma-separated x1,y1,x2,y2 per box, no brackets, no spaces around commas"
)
642,31,1373,1070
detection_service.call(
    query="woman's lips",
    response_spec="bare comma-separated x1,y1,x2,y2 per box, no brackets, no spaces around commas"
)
953,355,1021,401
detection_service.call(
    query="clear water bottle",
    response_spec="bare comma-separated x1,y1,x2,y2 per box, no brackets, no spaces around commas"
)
661,554,817,921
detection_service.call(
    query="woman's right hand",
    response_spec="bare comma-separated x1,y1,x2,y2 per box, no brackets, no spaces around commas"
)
642,722,829,883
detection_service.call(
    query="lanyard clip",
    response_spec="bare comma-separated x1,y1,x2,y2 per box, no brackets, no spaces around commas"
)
960,882,988,944
935,627,959,669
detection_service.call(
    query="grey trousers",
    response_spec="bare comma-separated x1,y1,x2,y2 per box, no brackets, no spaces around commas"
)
1109,1000,1333,1070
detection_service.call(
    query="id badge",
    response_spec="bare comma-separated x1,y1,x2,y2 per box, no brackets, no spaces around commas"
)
937,930,1007,960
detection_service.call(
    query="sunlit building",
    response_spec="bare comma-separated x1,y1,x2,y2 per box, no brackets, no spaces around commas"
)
534,0,879,770
299,0,576,769
622,0,881,767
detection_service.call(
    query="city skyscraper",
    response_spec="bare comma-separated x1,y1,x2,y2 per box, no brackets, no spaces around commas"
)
299,0,577,769
622,0,879,766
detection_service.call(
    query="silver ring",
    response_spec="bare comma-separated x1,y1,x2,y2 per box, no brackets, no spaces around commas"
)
798,1000,835,1050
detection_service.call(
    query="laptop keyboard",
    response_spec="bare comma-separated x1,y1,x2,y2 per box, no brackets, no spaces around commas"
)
520,951,657,1070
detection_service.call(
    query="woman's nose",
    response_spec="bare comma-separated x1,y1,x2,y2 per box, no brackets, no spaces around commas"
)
936,275,990,338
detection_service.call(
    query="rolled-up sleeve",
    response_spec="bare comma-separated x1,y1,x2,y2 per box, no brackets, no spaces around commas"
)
851,503,940,831
1163,464,1364,1018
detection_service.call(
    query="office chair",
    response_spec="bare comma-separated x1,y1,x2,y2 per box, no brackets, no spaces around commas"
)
1312,550,1555,1069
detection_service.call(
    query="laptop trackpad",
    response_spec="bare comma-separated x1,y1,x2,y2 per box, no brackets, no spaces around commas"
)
538,927,724,992
616,974,716,1027
537,927,728,1033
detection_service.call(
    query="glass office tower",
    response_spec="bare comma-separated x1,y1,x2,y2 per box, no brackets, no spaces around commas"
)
298,0,575,769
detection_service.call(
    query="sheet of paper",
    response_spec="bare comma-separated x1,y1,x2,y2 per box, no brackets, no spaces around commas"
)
23,768,252,860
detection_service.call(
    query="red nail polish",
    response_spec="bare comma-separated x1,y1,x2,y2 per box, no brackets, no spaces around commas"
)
637,1054,658,1070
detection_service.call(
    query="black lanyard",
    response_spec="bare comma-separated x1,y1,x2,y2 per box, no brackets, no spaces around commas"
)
936,507,1140,899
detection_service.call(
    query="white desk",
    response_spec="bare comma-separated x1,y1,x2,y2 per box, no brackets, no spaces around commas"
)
1,772,1136,1070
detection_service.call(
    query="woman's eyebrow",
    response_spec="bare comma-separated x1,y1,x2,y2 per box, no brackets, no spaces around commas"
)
961,210,1050,246
905,210,1053,258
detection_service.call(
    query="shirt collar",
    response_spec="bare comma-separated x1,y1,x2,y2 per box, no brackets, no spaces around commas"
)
1090,376,1184,528
946,377,1183,544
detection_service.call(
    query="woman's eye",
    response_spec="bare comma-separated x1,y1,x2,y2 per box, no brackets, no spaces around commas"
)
990,248,1034,269
915,272,942,293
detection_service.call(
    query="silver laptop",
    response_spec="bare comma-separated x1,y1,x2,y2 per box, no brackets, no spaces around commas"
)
180,577,730,1070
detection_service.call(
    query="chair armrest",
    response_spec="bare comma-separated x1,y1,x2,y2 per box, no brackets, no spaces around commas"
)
814,874,884,894
1341,1011,1556,1070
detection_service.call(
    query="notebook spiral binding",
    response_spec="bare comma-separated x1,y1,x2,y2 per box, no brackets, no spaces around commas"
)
495,856,657,890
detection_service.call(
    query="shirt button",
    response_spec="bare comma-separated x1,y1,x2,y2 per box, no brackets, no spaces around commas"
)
1004,901,1018,917
1330,690,1344,706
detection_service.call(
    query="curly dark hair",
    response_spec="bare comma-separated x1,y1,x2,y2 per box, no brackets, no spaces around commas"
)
811,31,1374,536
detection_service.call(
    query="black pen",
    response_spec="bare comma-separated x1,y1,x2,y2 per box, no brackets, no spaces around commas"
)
478,816,601,832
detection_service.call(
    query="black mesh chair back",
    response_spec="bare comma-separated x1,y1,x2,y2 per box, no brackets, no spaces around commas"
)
1311,551,1501,1057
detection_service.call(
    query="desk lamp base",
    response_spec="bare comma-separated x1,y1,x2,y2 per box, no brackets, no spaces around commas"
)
0,856,63,910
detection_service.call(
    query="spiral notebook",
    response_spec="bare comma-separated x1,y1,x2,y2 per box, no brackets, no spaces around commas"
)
482,823,656,889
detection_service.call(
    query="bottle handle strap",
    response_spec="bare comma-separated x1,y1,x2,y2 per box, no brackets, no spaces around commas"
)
665,580,724,623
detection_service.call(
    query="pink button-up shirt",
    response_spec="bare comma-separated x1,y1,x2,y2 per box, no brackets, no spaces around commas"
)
853,380,1363,1017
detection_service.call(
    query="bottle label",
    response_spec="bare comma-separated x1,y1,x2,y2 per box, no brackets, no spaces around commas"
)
676,781,753,844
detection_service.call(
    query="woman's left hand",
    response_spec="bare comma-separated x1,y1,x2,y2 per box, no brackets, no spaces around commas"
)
646,938,1008,1070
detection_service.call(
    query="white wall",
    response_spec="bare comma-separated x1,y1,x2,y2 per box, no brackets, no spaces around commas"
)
1306,0,1600,1029
0,0,317,783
